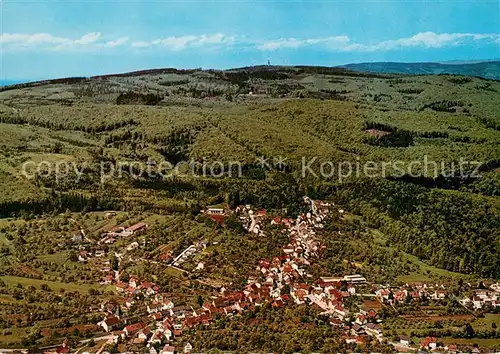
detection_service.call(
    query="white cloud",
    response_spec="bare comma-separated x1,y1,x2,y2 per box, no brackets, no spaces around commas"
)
344,32,500,52
74,32,101,45
103,37,129,48
257,32,500,52
1,32,107,51
1,31,497,53
132,33,235,51
257,36,349,50
1,33,69,45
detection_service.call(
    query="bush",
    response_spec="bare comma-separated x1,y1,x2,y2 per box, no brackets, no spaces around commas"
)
398,88,424,94
421,100,464,113
116,92,164,105
448,77,472,85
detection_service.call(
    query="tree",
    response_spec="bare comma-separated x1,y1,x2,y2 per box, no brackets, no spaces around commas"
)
110,255,119,271
464,323,475,339
197,295,204,308
67,251,78,262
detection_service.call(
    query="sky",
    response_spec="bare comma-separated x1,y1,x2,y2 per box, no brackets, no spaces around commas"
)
1,0,499,80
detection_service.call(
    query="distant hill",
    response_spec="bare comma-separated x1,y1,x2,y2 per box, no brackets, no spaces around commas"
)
0,79,26,87
341,61,500,80
3,61,499,87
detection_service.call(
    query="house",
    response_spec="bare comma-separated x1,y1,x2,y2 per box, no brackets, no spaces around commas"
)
78,250,88,262
125,298,135,308
127,241,140,251
355,313,367,325
95,250,106,257
149,330,164,346
206,206,225,215
72,233,83,243
334,304,346,319
98,315,121,332
133,337,146,345
184,342,193,353
159,252,172,262
141,281,156,296
400,335,412,347
196,262,205,271
351,323,365,335
472,297,483,309
137,327,151,340
376,288,391,301
255,209,267,218
208,214,225,224
160,345,176,354
129,277,139,289
364,323,382,336
115,282,128,292
421,337,438,350
108,226,128,237
124,322,147,337
343,274,366,284
271,216,282,225
433,290,446,299
147,300,173,314
125,222,148,235
101,274,113,285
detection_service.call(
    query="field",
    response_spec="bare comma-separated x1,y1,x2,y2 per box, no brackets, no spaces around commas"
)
384,313,499,349
0,275,99,293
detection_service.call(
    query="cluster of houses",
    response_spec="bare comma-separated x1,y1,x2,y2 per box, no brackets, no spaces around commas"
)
69,221,149,266
238,206,268,235
460,288,500,310
244,199,384,344
99,222,149,245
375,281,500,311
114,276,161,296
50,200,500,353
395,336,476,353
375,283,448,304
81,198,385,352
35,203,500,354
171,241,207,268
202,205,227,225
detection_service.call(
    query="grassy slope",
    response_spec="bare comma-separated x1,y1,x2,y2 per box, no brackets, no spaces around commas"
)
371,229,470,282
0,275,98,292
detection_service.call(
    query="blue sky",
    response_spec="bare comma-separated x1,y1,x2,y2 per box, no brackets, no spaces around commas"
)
1,0,499,80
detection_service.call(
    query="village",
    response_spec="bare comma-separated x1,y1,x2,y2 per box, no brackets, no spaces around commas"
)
33,196,500,354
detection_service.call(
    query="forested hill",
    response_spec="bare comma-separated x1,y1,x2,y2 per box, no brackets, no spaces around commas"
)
342,60,500,80
0,65,499,278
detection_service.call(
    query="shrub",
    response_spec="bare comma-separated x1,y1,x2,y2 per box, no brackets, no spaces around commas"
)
421,100,464,113
116,92,164,105
448,77,472,85
398,88,424,94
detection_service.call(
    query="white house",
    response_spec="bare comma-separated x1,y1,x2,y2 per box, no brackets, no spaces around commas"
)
184,342,193,353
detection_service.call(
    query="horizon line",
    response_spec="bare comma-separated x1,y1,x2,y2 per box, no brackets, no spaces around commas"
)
1,58,499,84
